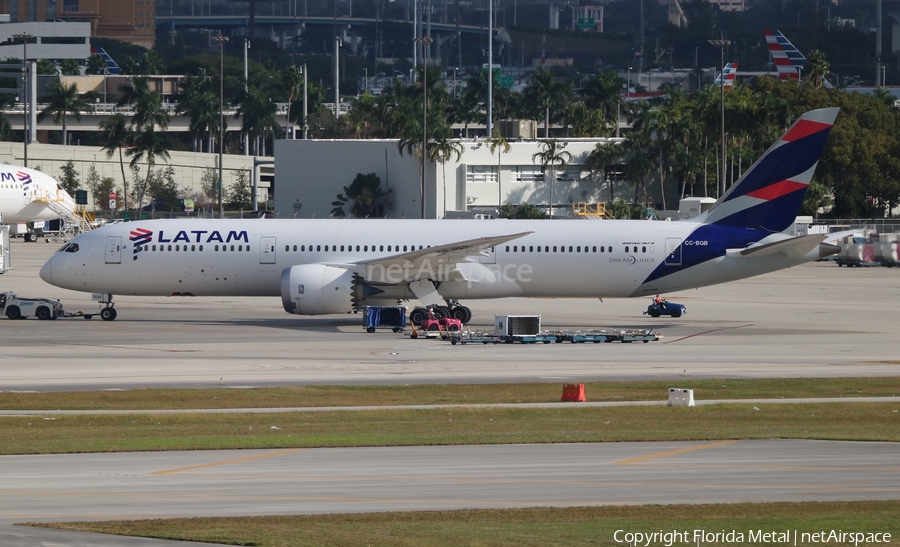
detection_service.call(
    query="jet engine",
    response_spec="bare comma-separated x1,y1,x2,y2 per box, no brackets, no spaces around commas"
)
280,264,382,315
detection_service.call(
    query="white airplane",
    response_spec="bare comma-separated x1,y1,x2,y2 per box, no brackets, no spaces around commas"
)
0,165,77,241
40,108,841,322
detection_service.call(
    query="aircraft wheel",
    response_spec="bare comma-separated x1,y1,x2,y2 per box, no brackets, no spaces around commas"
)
6,306,21,320
410,307,428,326
25,233,37,243
100,308,117,321
433,306,450,319
451,306,472,324
36,306,51,321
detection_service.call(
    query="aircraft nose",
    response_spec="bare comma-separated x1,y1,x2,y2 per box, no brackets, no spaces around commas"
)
39,260,52,285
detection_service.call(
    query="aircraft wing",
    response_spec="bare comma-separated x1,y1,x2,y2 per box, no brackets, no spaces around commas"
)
726,234,828,259
329,231,533,284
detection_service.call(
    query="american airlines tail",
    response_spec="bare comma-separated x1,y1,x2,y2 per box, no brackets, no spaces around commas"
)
764,29,833,88
38,108,840,321
713,62,738,89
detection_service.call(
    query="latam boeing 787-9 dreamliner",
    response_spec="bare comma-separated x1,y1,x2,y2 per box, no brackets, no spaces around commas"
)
39,108,840,322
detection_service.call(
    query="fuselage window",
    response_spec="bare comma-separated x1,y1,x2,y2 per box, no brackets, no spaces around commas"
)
214,245,219,251
576,246,581,252
293,245,297,251
388,245,392,251
364,245,368,252
625,246,629,252
609,246,613,253
553,246,557,252
199,245,203,251
229,245,234,251
316,245,321,251
338,245,343,251
513,245,517,252
560,246,565,253
152,245,157,251
642,246,647,253
285,245,289,252
592,246,597,252
379,245,384,251
601,246,605,253
168,245,172,251
301,245,305,251
356,245,360,251
536,246,541,253
505,246,510,252
238,245,243,251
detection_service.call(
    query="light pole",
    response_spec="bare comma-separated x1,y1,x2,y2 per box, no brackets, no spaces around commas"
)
212,34,229,219
709,36,730,198
334,36,341,117
243,38,250,155
302,63,308,138
13,32,32,167
487,0,493,137
414,35,432,218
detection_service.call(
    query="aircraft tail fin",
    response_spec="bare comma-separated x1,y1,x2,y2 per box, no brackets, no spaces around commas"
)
764,29,805,81
714,62,738,89
702,107,839,233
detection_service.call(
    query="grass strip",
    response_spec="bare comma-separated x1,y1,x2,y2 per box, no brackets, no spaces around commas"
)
3,402,899,455
2,377,899,411
37,501,900,547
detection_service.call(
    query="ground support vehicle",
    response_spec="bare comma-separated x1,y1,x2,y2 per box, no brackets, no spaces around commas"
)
550,329,659,343
1,292,64,320
450,330,557,345
362,306,407,333
644,300,686,318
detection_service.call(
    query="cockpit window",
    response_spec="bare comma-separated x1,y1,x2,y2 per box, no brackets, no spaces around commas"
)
56,243,71,253
65,244,79,253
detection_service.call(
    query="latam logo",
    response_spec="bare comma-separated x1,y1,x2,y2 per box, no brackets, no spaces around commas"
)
127,228,250,260
3,170,33,196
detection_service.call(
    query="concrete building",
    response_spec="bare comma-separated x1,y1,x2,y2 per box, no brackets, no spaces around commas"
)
273,138,631,220
0,141,268,212
0,20,91,61
1,0,155,48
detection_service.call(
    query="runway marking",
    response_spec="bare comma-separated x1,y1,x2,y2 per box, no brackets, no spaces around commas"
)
662,324,752,344
149,448,304,475
614,440,738,465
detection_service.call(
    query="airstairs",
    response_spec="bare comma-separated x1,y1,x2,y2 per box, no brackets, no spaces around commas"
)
32,188,93,237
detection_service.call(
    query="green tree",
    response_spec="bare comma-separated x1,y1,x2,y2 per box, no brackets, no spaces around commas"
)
98,113,132,212
227,170,253,210
588,141,625,202
126,124,171,214
499,203,548,219
86,54,107,76
331,173,392,218
532,139,572,217
60,58,81,76
282,65,303,139
85,164,118,210
38,80,87,146
148,166,180,211
523,68,573,138
428,132,464,217
200,167,219,211
177,75,220,153
804,50,830,89
59,160,80,195
36,59,56,75
238,86,279,155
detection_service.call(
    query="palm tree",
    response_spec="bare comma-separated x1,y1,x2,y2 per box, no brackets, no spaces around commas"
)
532,139,572,217
804,50,830,89
98,113,132,212
580,70,621,122
588,141,624,202
38,80,87,146
126,123,171,214
427,132,464,217
523,68,573,138
178,77,220,153
238,86,279,155
487,128,510,209
282,65,302,139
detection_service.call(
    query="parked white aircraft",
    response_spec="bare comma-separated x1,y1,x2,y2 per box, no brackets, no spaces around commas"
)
0,165,77,241
40,108,840,322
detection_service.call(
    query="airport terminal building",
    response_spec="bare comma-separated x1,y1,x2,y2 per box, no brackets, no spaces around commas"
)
273,137,629,219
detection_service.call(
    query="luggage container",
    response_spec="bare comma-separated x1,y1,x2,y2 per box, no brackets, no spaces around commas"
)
362,306,407,333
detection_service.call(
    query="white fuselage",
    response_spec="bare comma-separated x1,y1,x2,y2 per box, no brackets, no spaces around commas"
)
0,167,75,224
40,218,813,304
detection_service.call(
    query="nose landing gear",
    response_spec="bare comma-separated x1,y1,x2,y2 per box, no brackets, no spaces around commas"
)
95,293,117,321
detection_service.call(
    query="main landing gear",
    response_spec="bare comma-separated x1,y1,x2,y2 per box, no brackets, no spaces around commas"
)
409,302,472,326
